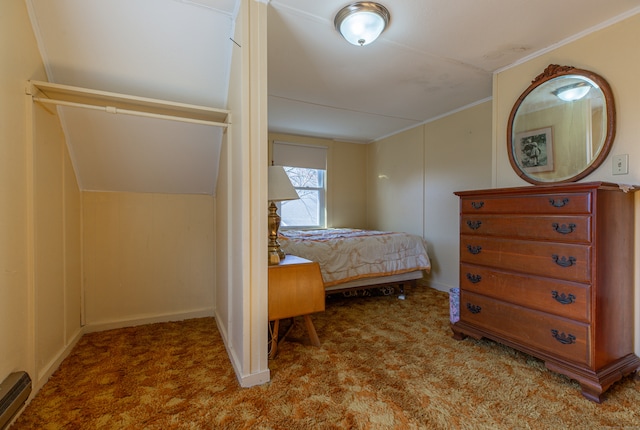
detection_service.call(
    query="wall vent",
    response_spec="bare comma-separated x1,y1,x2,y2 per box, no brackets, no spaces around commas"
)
0,372,32,429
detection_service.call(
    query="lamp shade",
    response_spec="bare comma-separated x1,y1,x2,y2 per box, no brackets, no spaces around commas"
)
268,166,299,202
335,2,390,46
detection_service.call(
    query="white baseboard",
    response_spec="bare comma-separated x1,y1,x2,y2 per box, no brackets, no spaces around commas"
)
213,311,271,388
33,326,84,395
239,369,271,387
84,308,215,333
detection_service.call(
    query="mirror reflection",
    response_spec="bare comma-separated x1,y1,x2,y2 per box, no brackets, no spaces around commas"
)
507,65,615,184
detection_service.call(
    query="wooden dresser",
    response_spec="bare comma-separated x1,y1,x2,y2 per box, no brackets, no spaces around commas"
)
452,182,639,402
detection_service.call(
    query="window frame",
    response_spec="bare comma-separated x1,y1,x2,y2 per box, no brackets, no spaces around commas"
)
278,166,326,229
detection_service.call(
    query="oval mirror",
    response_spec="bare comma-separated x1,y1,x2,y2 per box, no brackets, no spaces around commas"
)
507,64,615,184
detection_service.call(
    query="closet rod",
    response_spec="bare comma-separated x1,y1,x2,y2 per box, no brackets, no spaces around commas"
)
31,96,229,128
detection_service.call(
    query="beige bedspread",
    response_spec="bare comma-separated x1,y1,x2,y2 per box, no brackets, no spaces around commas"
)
279,228,431,287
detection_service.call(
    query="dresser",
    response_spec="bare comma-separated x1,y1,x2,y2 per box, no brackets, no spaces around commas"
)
452,182,639,402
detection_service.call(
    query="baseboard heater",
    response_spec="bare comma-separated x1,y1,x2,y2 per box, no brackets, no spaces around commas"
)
0,372,32,429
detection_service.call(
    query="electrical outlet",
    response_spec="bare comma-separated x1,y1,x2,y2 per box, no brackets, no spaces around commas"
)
613,154,629,175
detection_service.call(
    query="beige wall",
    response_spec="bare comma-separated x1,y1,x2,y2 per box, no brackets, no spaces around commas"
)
366,126,425,234
33,102,83,382
423,102,493,291
269,133,367,229
82,192,214,330
0,0,39,385
1,0,83,394
493,13,640,355
64,150,82,343
365,102,493,292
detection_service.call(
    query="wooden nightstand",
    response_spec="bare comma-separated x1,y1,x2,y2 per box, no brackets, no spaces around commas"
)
268,255,325,358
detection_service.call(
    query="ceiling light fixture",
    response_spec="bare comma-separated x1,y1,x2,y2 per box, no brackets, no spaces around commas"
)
552,81,592,101
334,2,390,46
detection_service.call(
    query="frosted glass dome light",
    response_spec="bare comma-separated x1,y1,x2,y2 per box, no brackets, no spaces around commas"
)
553,81,592,101
335,2,390,46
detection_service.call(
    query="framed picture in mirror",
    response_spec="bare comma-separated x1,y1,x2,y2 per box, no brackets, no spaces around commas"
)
515,127,554,173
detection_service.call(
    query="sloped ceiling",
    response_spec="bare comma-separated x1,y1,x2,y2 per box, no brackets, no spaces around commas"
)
26,0,640,194
26,0,239,195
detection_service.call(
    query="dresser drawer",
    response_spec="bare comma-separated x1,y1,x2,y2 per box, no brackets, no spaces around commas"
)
460,291,590,366
460,263,590,322
460,236,590,282
461,193,591,214
460,215,591,243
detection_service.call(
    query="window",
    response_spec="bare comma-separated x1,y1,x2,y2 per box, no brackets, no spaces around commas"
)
272,142,327,229
280,167,325,228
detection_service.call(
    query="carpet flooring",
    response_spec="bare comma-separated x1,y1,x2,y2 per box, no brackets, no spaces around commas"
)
11,286,640,429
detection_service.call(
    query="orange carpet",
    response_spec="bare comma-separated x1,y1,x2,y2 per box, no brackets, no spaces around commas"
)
11,286,640,429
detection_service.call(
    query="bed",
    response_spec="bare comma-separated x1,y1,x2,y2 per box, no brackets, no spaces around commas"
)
279,228,431,297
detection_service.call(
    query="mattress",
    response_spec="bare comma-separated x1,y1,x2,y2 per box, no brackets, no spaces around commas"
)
279,228,431,288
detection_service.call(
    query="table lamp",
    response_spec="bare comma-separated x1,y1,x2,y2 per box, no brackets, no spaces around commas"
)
268,166,299,265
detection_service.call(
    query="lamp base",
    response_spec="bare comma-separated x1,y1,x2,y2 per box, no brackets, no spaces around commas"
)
268,201,286,265
268,250,280,266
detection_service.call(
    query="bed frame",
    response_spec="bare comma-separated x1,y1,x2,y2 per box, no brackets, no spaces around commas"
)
324,270,424,299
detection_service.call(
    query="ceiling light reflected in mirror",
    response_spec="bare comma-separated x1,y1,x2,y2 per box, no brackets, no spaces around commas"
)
552,81,593,101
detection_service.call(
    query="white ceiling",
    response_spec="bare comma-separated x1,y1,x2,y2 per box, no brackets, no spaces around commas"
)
26,0,640,194
268,0,640,143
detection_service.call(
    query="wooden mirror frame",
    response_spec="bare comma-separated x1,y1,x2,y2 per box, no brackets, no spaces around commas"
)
507,64,616,185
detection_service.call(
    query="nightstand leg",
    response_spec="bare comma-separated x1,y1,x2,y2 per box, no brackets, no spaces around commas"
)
303,315,321,347
269,319,280,359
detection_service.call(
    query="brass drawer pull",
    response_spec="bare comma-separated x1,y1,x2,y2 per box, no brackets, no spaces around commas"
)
552,255,576,267
466,303,482,314
551,291,576,305
466,220,482,230
466,273,482,284
466,245,482,255
471,201,484,210
549,198,569,207
552,223,576,234
551,329,576,345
